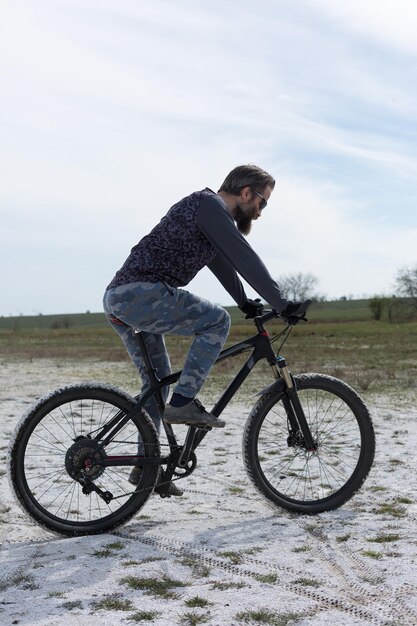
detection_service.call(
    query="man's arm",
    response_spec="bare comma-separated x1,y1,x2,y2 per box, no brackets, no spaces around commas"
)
197,193,288,312
207,253,247,308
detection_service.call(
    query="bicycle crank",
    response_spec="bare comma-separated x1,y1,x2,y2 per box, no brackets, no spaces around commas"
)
174,450,197,477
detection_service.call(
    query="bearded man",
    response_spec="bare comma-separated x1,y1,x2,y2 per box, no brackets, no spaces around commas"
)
103,165,299,493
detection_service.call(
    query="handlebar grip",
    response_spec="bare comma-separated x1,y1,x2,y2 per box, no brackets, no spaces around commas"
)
294,299,312,318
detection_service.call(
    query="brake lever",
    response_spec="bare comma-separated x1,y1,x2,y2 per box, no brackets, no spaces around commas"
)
285,314,308,326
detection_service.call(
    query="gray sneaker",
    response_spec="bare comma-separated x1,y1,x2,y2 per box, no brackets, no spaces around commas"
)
128,467,183,497
163,399,225,428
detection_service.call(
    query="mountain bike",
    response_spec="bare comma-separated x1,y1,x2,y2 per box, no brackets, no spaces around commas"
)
8,301,375,536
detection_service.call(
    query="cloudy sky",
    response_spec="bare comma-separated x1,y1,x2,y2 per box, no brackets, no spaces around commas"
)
1,0,416,316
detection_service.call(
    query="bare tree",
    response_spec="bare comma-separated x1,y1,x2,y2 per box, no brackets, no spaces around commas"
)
277,272,319,301
395,265,417,309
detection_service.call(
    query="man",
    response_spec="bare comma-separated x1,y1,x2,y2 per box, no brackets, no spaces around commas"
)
103,165,300,494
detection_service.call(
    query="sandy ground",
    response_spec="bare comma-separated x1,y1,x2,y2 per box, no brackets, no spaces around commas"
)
1,359,417,626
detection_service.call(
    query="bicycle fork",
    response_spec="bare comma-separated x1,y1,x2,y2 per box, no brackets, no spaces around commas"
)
273,357,317,452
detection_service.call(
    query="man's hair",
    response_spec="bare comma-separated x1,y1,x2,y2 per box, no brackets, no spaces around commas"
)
218,164,275,195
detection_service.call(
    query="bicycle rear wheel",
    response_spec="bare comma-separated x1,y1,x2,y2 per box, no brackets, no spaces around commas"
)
9,383,160,535
243,374,375,513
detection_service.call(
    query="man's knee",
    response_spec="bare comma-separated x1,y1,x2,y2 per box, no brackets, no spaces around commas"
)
216,306,231,337
222,307,231,331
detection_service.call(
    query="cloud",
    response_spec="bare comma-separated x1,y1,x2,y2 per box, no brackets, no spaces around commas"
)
0,0,416,314
303,0,417,55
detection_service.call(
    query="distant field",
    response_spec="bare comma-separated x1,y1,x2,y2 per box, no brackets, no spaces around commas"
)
0,299,373,332
1,300,416,395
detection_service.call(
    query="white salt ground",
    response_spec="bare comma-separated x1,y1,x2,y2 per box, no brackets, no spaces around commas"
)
0,359,416,626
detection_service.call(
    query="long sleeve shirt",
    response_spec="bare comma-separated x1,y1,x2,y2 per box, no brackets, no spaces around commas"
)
107,188,287,312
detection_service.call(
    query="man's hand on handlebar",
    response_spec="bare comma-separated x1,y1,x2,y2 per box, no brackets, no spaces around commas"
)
280,300,311,325
240,298,264,319
240,298,311,324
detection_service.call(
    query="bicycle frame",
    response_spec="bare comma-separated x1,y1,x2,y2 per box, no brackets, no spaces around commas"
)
97,311,316,474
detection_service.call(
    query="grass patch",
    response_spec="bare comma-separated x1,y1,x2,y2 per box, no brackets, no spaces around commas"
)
61,600,83,610
396,496,412,504
361,550,382,560
185,596,211,608
255,573,278,583
122,556,163,567
374,502,407,517
0,571,39,591
91,595,134,611
210,581,246,590
127,610,160,622
367,533,401,543
47,591,66,598
292,577,321,588
121,575,186,599
244,546,263,555
236,609,303,625
217,550,243,565
180,556,211,578
180,611,211,626
335,534,350,543
292,545,310,553
228,486,245,494
91,541,125,558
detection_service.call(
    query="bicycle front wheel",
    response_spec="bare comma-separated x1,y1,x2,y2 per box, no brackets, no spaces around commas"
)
9,383,160,535
243,374,375,513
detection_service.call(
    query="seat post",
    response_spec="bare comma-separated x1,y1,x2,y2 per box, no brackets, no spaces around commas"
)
134,331,158,380
134,330,166,412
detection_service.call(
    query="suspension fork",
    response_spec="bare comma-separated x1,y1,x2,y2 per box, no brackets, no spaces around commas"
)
274,357,317,451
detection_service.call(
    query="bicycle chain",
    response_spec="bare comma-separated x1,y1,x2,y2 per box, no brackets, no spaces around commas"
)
102,440,190,500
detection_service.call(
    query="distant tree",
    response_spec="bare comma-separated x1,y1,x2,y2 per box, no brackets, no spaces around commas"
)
277,272,319,301
395,265,417,310
369,296,385,321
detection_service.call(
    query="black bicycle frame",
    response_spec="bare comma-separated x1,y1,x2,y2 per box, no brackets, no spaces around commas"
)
97,315,277,461
98,311,315,469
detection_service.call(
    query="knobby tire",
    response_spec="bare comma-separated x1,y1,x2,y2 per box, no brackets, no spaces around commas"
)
243,373,375,513
9,384,160,535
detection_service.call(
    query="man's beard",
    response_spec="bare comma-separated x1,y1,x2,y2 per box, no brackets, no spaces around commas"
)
235,205,253,236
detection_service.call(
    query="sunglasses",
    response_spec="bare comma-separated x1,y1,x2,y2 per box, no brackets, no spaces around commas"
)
253,190,267,210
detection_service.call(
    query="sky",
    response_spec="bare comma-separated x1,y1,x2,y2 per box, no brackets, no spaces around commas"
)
1,0,416,316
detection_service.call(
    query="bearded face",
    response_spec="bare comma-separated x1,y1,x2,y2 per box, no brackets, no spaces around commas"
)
234,199,258,235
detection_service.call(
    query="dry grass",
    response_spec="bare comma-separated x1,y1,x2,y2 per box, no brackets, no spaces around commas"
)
1,319,416,394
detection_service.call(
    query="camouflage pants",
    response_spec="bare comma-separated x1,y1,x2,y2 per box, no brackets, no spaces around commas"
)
103,281,231,432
